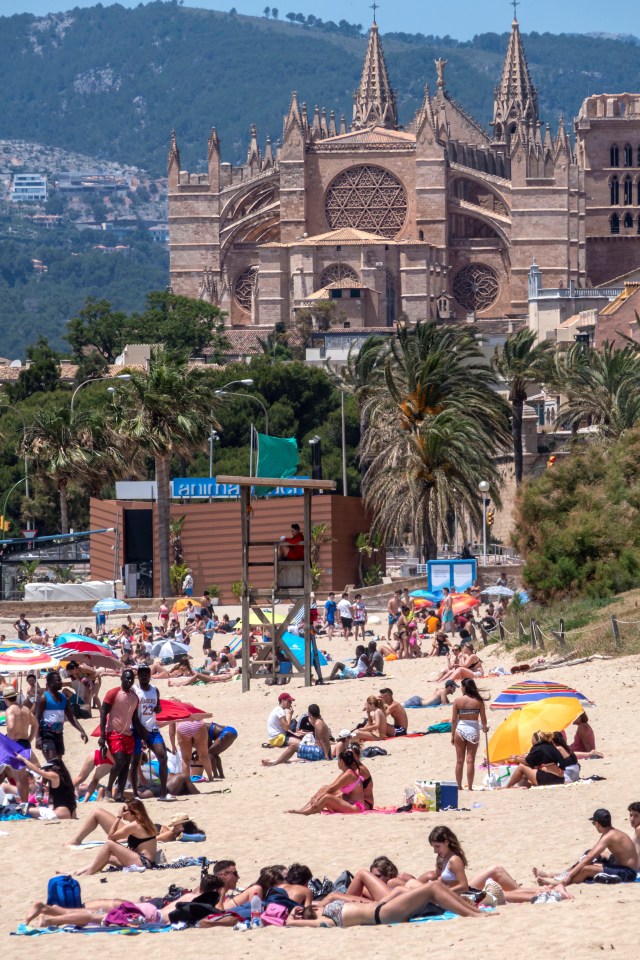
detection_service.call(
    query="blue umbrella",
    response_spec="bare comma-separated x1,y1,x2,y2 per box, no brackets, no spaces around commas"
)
92,598,131,613
54,633,113,652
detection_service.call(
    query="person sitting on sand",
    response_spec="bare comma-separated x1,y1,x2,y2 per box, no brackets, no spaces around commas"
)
379,688,408,736
262,703,331,766
286,878,486,926
570,712,604,759
428,631,451,657
353,695,395,742
419,825,572,905
434,645,463,681
439,644,484,683
289,749,368,815
628,802,640,859
451,678,488,791
404,680,457,708
265,692,303,747
73,799,158,875
21,756,77,819
328,645,370,680
263,862,314,912
534,808,639,885
551,731,581,783
502,731,566,789
347,741,374,810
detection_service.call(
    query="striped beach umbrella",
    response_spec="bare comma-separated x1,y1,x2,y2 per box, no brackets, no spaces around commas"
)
54,635,115,655
0,648,58,673
490,679,593,710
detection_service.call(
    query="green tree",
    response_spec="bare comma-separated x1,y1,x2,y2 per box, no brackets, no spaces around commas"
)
492,328,554,484
357,321,510,559
66,298,128,363
8,337,61,402
119,349,220,595
548,342,640,441
22,406,99,533
126,291,230,359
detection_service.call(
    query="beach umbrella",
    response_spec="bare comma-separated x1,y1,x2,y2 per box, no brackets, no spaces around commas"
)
236,610,286,627
488,697,584,763
0,640,35,653
150,639,191,660
0,648,58,672
54,635,115,655
90,698,210,736
52,649,121,671
482,585,515,597
490,679,593,710
437,592,480,617
92,598,131,613
171,598,194,616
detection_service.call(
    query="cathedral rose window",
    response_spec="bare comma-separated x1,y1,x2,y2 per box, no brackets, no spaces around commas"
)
324,165,407,239
234,266,258,311
320,263,359,286
452,263,500,312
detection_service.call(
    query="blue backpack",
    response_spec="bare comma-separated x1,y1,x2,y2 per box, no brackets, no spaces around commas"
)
47,875,82,908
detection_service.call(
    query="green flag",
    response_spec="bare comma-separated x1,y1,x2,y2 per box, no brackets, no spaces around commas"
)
256,433,299,495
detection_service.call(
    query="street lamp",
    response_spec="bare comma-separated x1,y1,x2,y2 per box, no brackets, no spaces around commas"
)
478,480,490,566
71,374,131,412
217,378,254,391
215,389,269,435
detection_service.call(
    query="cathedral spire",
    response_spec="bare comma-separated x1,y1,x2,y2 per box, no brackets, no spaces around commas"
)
491,13,538,146
352,20,398,130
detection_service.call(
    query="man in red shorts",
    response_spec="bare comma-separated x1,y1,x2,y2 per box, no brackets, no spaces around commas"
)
99,669,145,802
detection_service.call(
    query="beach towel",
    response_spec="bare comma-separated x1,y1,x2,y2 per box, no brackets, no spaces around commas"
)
13,923,171,936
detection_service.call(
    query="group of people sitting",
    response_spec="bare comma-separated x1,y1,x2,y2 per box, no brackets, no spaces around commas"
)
24,804,640,930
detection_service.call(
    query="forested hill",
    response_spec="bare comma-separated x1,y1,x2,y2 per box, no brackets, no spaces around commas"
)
3,2,640,175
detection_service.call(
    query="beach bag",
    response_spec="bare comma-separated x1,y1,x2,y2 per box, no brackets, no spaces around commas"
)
261,903,288,926
47,875,82,908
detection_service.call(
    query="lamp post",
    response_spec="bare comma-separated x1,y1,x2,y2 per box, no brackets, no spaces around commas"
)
70,374,132,412
478,480,490,566
215,388,268,435
2,477,27,535
340,390,348,497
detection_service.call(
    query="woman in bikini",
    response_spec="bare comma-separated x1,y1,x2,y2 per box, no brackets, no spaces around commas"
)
348,741,374,809
289,749,367,814
73,799,158,875
353,695,395,742
22,757,77,819
287,878,486,927
440,644,484,683
417,825,572,905
207,721,238,778
451,678,488,791
395,606,411,659
170,718,215,782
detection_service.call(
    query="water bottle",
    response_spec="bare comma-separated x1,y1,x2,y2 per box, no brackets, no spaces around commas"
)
250,895,262,927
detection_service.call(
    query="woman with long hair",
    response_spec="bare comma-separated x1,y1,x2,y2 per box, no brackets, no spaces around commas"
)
73,799,158,875
23,756,77,819
503,731,566,788
289,749,366,815
440,644,483,683
451,678,488,791
353,696,394,742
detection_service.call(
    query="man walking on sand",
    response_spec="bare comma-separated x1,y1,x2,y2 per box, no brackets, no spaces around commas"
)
533,808,638,885
387,590,402,642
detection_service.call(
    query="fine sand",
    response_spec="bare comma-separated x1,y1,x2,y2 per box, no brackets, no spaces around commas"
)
2,612,639,959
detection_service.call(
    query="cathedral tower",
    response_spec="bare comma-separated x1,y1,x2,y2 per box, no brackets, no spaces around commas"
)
352,19,398,130
491,13,538,147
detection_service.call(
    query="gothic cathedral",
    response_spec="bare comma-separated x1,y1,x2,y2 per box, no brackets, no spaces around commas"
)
168,15,640,329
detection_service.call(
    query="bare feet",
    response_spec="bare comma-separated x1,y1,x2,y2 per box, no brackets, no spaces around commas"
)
25,900,45,925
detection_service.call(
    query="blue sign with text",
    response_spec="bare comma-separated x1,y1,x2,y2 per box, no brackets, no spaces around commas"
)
171,477,307,499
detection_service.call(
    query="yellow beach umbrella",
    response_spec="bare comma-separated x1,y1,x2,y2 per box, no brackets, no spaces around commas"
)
236,610,286,627
488,696,584,764
171,598,193,616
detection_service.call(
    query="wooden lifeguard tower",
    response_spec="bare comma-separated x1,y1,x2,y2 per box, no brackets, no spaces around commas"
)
217,475,337,691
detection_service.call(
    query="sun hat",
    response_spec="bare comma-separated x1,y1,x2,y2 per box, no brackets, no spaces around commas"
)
337,729,352,740
168,812,191,827
2,685,17,700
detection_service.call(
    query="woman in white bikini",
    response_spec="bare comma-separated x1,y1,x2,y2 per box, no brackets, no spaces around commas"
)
451,678,488,791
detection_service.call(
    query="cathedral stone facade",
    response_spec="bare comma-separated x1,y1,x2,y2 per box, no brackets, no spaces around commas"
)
168,17,640,329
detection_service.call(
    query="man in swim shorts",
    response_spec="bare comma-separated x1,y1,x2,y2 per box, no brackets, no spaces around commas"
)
324,592,337,640
99,669,145,802
534,808,639,885
3,685,37,801
387,590,402,642
131,665,169,799
379,687,409,736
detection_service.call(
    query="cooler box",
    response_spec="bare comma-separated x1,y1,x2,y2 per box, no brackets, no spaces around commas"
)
439,781,459,810
415,780,459,811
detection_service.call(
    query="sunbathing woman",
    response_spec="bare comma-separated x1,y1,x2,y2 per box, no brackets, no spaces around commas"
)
502,731,566,788
418,825,572,905
348,741,374,809
570,712,604,759
72,799,158,875
440,644,484,683
451,678,488,791
333,856,414,902
289,749,367,815
286,878,487,926
222,864,287,910
435,645,463,682
353,695,394,742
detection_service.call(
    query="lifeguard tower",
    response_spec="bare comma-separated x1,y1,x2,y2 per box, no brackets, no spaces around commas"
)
217,475,337,691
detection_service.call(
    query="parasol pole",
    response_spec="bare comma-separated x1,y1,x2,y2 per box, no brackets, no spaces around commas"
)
484,725,495,789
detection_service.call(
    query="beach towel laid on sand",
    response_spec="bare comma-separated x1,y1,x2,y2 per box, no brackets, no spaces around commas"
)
13,923,172,936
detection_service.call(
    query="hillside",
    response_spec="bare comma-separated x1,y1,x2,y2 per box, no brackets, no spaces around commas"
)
3,3,640,174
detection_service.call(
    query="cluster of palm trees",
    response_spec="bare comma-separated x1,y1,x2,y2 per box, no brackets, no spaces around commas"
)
22,349,221,595
342,321,640,561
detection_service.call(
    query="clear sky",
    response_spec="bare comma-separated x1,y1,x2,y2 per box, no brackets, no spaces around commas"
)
2,0,638,42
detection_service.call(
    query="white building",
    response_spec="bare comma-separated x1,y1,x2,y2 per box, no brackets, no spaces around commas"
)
11,173,47,203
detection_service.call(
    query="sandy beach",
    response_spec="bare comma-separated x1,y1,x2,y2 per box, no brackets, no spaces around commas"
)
2,615,639,959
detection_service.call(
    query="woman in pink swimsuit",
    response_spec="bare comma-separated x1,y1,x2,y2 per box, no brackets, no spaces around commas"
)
289,750,366,815
170,719,214,782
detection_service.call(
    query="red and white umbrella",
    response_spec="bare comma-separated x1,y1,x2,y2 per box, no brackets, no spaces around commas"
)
0,648,58,673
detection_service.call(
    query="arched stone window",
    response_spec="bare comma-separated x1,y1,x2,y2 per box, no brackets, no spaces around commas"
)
320,263,358,287
610,175,619,205
624,143,633,167
610,212,620,235
624,212,633,229
624,176,633,205
610,144,619,167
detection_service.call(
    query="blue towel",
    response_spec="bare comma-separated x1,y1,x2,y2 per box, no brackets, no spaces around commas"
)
13,923,172,936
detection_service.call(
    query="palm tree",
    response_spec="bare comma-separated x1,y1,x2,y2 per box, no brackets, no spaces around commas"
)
119,349,220,596
357,321,510,561
492,328,554,483
548,341,640,440
22,406,99,534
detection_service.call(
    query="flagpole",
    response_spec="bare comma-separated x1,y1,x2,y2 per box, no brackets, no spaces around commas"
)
249,423,254,478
